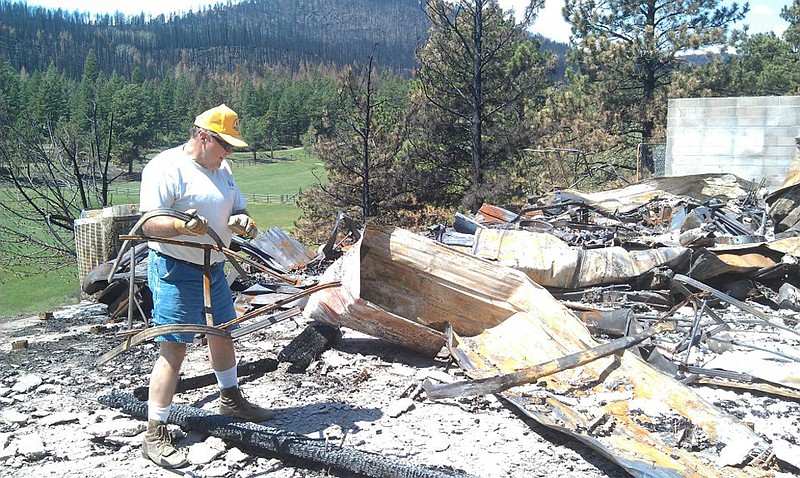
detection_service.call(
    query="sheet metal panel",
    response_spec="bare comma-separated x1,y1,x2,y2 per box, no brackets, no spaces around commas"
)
304,227,769,478
250,226,317,270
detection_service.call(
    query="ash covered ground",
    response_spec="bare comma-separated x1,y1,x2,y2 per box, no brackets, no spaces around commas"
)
0,301,627,478
1,296,799,478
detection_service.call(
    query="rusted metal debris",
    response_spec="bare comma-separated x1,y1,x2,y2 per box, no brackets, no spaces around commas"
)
242,226,319,271
423,320,674,399
299,169,800,476
304,227,771,477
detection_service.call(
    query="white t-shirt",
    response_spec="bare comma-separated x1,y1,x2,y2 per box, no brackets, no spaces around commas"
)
139,145,247,265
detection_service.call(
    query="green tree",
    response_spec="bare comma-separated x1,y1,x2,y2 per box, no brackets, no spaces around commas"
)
722,32,800,96
413,0,552,211
301,124,317,158
274,82,305,145
562,0,747,171
31,62,69,129
783,0,800,51
70,50,102,142
720,0,800,96
0,60,24,129
112,83,156,174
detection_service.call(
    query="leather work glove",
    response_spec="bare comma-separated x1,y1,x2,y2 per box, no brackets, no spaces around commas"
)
174,208,209,236
228,214,258,239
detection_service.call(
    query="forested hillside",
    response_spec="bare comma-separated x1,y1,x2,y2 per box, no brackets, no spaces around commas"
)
0,0,431,79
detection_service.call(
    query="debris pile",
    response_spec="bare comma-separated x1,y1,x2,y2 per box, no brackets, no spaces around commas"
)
3,172,800,478
303,173,800,477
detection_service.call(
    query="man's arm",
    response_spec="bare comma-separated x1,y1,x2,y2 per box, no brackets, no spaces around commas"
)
142,210,208,237
142,216,181,238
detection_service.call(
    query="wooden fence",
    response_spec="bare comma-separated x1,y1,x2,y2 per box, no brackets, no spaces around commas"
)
243,193,299,204
108,187,298,205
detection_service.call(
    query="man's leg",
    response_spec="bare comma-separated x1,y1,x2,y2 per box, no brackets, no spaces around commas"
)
150,341,187,406
142,341,189,468
208,335,274,422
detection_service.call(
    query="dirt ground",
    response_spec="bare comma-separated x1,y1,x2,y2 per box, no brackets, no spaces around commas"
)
2,297,799,478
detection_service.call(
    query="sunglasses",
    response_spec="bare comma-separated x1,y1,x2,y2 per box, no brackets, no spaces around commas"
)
208,132,233,152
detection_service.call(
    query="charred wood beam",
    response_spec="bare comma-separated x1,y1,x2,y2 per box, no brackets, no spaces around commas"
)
681,365,754,382
132,358,279,401
278,322,343,372
99,391,473,478
424,321,673,400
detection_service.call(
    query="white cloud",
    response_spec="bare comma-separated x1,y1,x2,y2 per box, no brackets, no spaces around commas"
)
743,2,789,36
532,1,571,42
498,0,571,43
750,3,774,17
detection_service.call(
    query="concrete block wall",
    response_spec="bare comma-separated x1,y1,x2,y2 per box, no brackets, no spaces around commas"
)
665,96,800,190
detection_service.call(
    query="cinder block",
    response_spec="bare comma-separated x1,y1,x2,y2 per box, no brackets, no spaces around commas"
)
700,97,737,107
667,95,800,192
778,96,800,106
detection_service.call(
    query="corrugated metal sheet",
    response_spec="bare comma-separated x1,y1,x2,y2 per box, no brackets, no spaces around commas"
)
472,228,689,288
538,174,755,214
250,226,317,271
304,227,768,478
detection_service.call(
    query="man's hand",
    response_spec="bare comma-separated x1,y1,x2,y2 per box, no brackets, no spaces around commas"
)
174,208,209,236
228,214,258,239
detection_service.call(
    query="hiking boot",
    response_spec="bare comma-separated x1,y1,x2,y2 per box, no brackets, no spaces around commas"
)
141,419,188,468
218,386,274,422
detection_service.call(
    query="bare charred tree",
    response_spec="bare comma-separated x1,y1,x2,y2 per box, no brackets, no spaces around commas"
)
0,107,119,277
296,54,413,243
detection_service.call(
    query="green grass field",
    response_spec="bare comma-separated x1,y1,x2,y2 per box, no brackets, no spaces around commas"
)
0,147,325,317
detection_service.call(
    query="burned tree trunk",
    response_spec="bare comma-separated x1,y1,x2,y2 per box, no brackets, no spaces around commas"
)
99,391,472,478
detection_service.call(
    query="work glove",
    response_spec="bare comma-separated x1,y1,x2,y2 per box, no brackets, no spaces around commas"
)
174,208,209,236
228,214,258,239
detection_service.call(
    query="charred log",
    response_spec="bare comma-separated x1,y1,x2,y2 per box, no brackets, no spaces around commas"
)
279,322,342,372
132,358,278,400
99,391,472,478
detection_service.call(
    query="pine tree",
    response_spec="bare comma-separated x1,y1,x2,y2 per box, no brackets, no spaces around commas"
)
721,32,800,96
70,50,102,142
296,56,413,241
112,83,156,174
562,0,747,171
0,60,24,129
413,0,552,211
32,62,69,129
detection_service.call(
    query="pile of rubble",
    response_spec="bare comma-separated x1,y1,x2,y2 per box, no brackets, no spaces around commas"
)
301,173,800,477
3,170,800,478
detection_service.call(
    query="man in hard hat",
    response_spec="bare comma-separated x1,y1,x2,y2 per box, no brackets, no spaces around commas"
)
138,104,270,468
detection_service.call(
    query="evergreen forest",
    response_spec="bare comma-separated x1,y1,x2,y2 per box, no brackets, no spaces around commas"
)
1,0,800,285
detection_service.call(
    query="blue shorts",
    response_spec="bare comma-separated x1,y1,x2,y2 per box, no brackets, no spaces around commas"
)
147,250,236,343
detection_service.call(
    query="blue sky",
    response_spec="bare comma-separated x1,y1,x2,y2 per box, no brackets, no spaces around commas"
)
13,0,793,43
501,0,792,42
